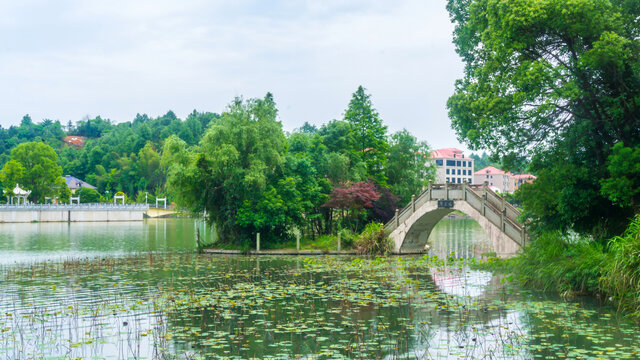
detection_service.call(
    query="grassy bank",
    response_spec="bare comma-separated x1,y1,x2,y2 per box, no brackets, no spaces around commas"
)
479,215,640,319
201,222,393,255
200,231,357,252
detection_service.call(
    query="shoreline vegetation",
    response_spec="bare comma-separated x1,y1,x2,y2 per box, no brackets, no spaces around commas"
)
476,214,640,322
443,0,640,325
200,222,395,256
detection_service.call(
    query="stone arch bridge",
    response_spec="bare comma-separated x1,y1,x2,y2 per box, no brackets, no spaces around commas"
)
385,183,527,257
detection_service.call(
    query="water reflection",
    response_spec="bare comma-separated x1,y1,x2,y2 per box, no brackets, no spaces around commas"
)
428,217,493,259
0,218,206,264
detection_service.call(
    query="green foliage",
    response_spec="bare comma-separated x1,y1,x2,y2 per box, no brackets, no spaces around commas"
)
8,142,62,202
487,216,640,318
75,187,102,203
353,222,392,255
135,191,155,204
2,89,432,243
136,142,162,191
55,179,71,204
0,115,65,166
447,0,640,238
0,160,25,194
57,110,219,196
601,143,640,211
600,215,640,316
343,86,389,184
165,94,300,246
469,152,501,172
510,232,606,295
386,130,435,206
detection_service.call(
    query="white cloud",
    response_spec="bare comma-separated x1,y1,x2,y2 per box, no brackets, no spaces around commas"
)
0,0,466,150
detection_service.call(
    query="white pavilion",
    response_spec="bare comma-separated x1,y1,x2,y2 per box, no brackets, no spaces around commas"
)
3,184,31,205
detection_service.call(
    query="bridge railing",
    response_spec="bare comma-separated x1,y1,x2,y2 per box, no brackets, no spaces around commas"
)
0,203,150,211
385,183,527,247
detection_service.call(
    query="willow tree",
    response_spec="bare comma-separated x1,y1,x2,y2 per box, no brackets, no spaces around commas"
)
164,94,304,246
446,0,640,237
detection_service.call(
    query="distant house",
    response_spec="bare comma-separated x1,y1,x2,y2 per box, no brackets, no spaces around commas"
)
63,136,86,149
474,166,515,193
430,148,475,184
513,174,537,190
63,175,96,193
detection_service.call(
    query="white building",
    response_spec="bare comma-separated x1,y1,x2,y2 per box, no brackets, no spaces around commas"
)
473,166,514,193
430,148,475,184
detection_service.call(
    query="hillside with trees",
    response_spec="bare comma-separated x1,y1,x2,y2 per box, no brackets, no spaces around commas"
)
0,86,435,246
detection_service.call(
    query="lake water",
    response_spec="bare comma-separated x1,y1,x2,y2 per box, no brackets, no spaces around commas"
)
0,218,638,359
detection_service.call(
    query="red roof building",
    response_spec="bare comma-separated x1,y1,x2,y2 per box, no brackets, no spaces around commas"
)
430,148,474,184
513,174,537,189
474,167,537,193
430,148,465,159
474,166,515,193
63,136,86,149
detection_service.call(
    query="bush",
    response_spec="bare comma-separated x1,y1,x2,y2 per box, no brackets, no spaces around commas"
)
354,222,392,255
75,187,101,203
339,229,356,249
600,215,640,316
479,217,640,320
510,231,606,295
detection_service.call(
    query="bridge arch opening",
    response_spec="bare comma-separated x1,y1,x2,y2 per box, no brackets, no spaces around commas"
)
425,213,496,259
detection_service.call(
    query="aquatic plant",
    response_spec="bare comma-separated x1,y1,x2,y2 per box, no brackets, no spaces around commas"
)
1,253,640,359
510,231,607,295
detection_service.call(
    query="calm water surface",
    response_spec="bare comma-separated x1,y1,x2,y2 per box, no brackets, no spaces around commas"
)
0,218,638,359
0,218,209,264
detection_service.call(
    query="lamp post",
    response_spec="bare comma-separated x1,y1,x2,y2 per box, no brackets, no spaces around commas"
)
105,191,109,204
145,192,148,205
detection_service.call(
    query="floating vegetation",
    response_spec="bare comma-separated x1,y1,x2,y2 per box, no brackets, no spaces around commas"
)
0,254,639,359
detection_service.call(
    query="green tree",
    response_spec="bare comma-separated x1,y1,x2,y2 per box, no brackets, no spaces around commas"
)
386,130,435,206
0,160,25,196
165,94,302,246
8,142,62,202
137,142,162,191
601,143,640,211
343,86,389,184
56,179,71,204
469,152,501,172
446,0,640,237
75,187,102,203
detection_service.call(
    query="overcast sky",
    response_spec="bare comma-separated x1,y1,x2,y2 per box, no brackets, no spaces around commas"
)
0,0,466,150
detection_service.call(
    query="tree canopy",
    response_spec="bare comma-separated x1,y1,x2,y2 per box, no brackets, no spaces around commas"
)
1,142,63,202
343,86,389,184
446,0,640,237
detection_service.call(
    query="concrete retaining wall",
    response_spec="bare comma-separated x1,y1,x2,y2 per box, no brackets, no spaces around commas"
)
0,207,146,223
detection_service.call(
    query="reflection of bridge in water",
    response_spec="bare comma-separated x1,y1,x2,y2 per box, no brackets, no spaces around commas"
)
427,218,492,259
386,183,527,257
